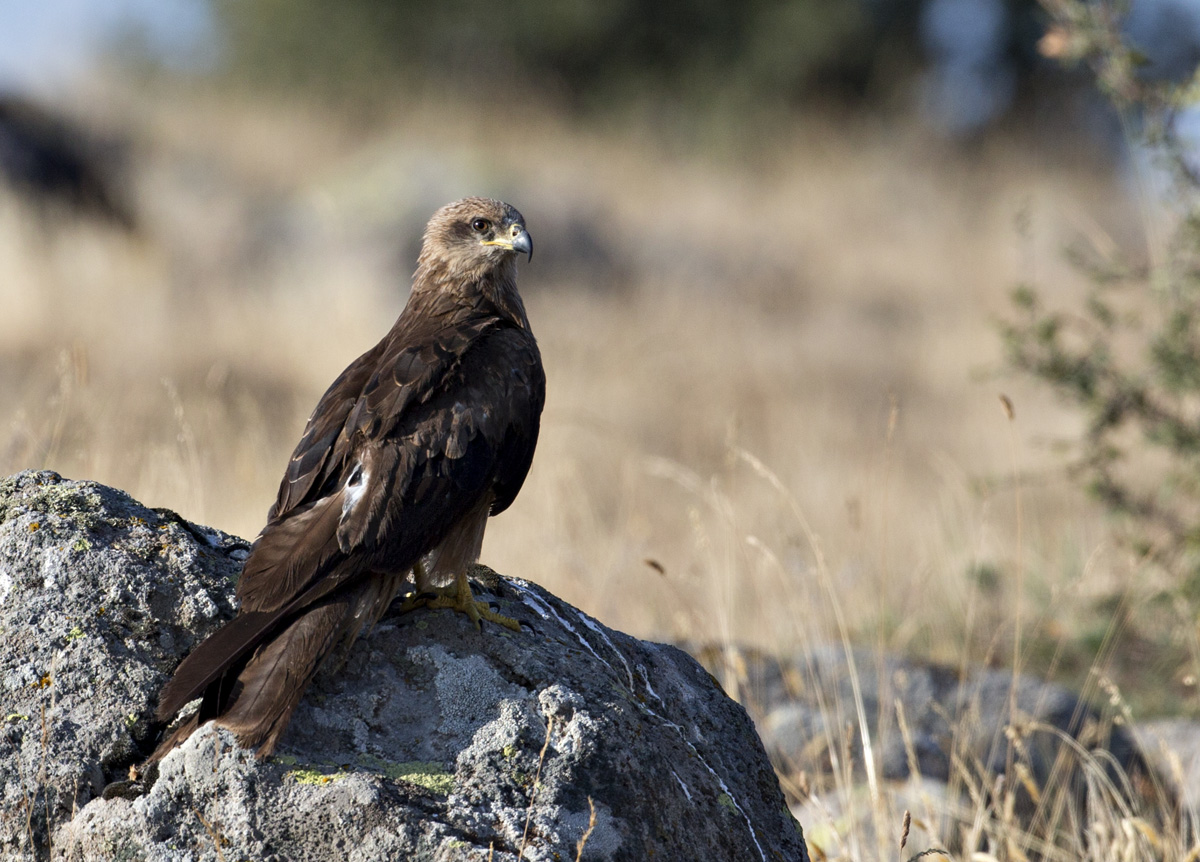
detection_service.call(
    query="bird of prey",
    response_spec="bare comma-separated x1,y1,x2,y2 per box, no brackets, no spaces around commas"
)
151,197,544,761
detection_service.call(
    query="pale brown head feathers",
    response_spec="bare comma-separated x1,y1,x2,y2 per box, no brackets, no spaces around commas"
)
415,197,531,285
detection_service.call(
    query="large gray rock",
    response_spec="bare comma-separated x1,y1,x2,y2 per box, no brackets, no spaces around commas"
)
0,471,808,862
0,470,245,861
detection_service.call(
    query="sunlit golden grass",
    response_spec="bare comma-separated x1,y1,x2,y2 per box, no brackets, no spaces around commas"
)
0,80,1151,664
1,78,1194,858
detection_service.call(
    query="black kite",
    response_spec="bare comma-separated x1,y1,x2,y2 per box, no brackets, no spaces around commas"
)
151,197,544,760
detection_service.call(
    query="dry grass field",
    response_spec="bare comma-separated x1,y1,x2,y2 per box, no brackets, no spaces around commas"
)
1,78,1192,857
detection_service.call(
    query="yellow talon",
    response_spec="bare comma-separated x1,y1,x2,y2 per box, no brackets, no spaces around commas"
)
397,571,521,632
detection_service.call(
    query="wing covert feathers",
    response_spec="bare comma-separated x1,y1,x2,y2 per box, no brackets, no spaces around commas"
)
236,492,345,613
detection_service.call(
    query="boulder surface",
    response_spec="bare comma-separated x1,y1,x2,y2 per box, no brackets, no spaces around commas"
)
0,471,808,861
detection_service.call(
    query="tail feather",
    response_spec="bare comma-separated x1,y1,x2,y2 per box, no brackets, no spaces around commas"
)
157,499,354,724
214,599,351,756
146,710,201,765
156,608,287,722
151,565,407,762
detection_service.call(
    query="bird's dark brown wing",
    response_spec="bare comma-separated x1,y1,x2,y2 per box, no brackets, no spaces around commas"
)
236,309,502,611
336,320,544,560
157,311,542,724
268,339,386,522
489,337,546,515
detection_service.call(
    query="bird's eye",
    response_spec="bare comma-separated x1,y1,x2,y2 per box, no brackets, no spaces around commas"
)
471,218,491,233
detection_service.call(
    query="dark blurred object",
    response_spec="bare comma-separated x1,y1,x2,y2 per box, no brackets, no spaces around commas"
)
0,94,136,230
920,0,1020,132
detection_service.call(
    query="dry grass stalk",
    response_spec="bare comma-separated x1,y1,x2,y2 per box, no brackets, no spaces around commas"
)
518,715,555,859
574,797,596,862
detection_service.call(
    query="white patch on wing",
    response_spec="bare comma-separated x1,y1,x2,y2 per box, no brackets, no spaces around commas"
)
342,463,368,517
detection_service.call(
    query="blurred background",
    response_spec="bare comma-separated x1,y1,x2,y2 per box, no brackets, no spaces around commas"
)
0,0,1196,717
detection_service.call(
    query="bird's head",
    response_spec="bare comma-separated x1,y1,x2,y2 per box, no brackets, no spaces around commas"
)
417,197,532,285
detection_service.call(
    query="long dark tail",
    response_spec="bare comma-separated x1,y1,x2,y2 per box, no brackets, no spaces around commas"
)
156,608,292,722
148,568,406,763
212,598,351,756
145,601,342,764
157,498,349,724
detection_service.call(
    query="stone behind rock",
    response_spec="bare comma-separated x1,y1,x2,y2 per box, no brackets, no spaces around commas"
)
0,472,809,862
690,641,1172,848
697,643,1153,798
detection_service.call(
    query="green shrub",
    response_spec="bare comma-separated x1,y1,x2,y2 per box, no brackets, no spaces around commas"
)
1005,1,1200,599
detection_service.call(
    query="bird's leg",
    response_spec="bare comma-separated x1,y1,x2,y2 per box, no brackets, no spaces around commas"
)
393,561,441,615
396,561,521,632
427,573,522,633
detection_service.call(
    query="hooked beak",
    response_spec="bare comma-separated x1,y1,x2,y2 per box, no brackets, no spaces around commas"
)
510,228,532,260
483,226,533,261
